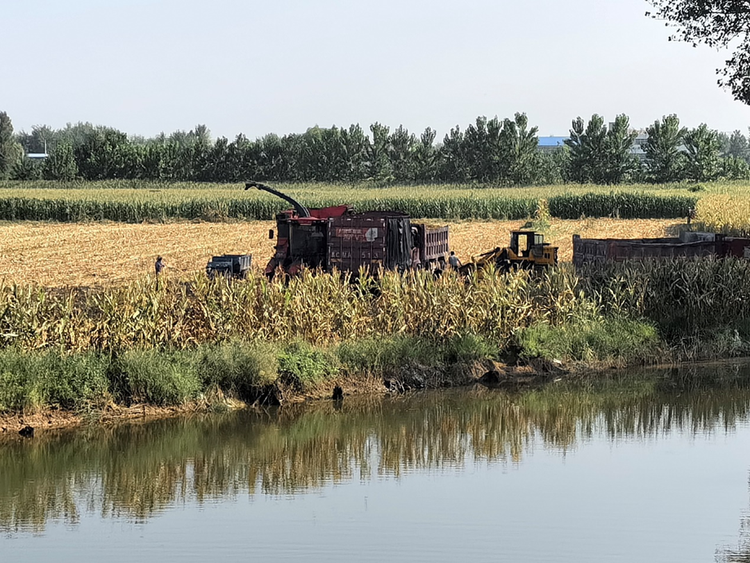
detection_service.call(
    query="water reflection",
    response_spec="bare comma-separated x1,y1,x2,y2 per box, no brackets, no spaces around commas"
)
2,363,750,534
720,487,750,562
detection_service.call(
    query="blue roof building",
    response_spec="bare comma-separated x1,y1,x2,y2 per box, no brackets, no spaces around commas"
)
537,136,568,152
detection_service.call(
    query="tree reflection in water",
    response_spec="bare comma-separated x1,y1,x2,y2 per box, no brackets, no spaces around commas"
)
2,363,750,537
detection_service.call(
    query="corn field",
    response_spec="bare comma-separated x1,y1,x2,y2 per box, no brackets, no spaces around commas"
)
696,194,750,235
0,268,597,353
548,193,696,219
0,180,710,221
1,258,748,354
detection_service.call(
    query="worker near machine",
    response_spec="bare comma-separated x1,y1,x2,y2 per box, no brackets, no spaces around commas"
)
448,251,461,269
155,256,165,275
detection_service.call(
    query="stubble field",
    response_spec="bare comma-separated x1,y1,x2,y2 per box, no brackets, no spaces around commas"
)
0,218,681,287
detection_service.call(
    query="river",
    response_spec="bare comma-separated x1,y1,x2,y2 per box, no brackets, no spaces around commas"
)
2,363,750,562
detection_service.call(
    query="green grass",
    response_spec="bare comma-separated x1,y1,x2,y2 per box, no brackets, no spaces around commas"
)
114,349,202,406
0,335,503,413
516,317,660,364
278,341,339,390
336,333,500,376
0,349,110,411
197,339,280,398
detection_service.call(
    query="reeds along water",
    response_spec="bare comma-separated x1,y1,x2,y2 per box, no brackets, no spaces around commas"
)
1,370,749,532
580,257,750,338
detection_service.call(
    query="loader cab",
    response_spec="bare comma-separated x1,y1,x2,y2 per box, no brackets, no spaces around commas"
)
510,231,545,258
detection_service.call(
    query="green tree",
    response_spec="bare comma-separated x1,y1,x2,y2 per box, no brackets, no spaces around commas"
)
720,155,750,180
498,113,539,185
565,114,637,184
683,124,722,181
437,125,468,182
462,116,502,182
341,124,370,181
644,114,687,183
602,114,639,184
565,115,608,183
413,127,437,182
388,125,419,182
535,148,569,185
725,129,749,161
647,1,750,105
74,128,135,180
56,122,98,148
368,122,393,181
0,112,23,179
16,125,54,154
10,158,43,180
43,142,79,180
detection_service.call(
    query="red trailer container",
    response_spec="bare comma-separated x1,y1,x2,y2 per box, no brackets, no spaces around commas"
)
327,212,449,272
328,212,396,271
573,232,750,267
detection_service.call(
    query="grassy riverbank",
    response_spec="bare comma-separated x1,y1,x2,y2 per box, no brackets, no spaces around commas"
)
0,335,499,412
3,259,750,414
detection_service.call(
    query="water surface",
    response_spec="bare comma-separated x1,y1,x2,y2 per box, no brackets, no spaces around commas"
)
3,364,750,562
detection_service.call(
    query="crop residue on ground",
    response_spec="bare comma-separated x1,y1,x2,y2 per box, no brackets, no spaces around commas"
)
0,218,680,287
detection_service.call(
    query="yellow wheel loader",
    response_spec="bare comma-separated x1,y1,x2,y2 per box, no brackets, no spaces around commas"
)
459,230,558,274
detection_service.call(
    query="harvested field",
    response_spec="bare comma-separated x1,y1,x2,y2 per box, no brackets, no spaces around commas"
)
0,221,275,287
0,218,682,287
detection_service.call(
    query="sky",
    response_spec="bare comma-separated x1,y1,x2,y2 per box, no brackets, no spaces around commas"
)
4,0,750,141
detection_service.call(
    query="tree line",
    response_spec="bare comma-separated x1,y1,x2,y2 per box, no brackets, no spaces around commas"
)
0,110,748,185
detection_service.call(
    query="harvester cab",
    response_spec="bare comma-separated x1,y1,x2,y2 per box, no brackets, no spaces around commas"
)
247,181,352,276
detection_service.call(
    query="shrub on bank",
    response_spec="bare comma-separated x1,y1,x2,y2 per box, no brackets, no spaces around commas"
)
279,341,339,391
0,349,109,411
115,350,201,406
516,317,659,364
198,340,280,400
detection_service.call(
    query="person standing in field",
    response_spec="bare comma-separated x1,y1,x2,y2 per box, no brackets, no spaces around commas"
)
155,256,165,275
448,251,461,269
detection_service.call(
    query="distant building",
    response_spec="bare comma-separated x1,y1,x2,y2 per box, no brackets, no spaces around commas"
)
630,133,648,162
537,137,570,152
537,136,568,153
537,133,651,162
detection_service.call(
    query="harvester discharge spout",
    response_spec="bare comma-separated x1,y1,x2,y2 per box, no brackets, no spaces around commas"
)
245,181,310,218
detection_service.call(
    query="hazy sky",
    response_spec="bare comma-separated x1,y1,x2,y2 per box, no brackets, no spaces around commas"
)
5,0,750,140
